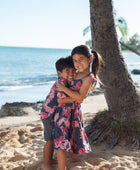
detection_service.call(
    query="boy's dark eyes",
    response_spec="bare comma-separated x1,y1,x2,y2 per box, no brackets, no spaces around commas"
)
66,69,69,72
73,60,78,63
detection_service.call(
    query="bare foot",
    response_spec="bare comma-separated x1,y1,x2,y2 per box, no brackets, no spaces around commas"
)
67,158,79,165
41,164,54,170
68,152,79,164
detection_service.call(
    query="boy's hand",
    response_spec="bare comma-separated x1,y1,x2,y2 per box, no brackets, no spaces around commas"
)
57,82,65,91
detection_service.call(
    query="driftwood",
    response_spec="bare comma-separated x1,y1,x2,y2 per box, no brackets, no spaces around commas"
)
110,138,118,149
132,136,140,149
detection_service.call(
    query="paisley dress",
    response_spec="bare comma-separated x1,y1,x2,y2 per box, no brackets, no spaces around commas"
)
53,73,96,155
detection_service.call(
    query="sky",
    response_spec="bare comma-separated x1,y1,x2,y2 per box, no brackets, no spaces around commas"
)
0,0,140,49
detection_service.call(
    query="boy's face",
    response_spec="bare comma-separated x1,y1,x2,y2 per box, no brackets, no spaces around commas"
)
67,68,76,83
57,67,76,83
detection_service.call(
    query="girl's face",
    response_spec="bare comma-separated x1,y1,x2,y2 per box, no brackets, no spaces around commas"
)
72,54,92,73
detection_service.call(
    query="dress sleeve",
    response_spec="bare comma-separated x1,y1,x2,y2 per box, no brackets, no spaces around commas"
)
56,77,68,99
40,82,58,119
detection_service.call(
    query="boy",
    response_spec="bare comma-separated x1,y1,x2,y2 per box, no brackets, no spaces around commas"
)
41,56,77,170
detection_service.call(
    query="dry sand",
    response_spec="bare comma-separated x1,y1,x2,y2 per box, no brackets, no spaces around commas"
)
0,89,140,170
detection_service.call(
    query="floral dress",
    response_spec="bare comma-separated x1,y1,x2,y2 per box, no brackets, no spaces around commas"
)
53,95,74,151
40,77,67,120
53,73,96,155
69,73,96,154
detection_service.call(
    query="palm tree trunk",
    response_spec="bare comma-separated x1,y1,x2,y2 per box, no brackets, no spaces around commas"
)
89,0,140,122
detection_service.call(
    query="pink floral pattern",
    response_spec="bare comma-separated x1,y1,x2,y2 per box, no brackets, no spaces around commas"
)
53,103,74,152
53,73,95,154
40,77,67,120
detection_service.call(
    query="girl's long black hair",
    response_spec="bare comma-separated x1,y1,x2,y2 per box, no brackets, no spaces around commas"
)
71,45,103,80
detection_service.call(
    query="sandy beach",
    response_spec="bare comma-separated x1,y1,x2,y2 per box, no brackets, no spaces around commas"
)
0,86,140,170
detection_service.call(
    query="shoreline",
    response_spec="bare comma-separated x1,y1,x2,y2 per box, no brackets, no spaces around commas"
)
0,82,139,130
0,92,107,130
0,76,139,109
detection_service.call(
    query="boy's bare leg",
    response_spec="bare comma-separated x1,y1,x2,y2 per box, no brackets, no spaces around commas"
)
69,152,79,163
42,140,56,170
57,150,67,170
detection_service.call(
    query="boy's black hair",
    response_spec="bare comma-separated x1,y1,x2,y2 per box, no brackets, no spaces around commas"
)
55,56,74,72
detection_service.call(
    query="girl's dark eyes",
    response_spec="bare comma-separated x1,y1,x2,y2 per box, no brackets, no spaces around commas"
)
73,58,83,63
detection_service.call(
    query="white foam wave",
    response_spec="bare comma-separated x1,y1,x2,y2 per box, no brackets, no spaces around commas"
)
0,85,33,91
127,62,140,66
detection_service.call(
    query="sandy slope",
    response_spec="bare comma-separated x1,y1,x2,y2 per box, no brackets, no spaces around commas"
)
0,89,140,170
1,120,140,170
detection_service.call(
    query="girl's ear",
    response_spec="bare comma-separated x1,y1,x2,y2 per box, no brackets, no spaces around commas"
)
57,70,61,77
89,55,93,63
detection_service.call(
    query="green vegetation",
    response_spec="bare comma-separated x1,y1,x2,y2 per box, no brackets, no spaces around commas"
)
121,33,140,51
83,12,140,52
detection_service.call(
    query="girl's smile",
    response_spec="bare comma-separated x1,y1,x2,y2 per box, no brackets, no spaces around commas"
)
72,54,92,73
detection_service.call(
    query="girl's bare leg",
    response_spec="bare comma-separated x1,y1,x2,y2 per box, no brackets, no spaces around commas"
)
57,150,66,170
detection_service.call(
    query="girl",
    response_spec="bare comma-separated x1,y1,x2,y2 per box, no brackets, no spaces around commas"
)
56,45,102,170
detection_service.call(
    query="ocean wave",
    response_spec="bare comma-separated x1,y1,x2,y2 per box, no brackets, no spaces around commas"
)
0,74,57,91
127,62,140,66
0,85,33,92
0,75,57,86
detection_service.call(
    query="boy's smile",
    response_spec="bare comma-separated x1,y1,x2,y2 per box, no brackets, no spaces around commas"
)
58,67,76,83
67,68,76,83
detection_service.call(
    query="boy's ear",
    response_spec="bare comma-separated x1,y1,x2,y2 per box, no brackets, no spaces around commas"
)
57,71,61,77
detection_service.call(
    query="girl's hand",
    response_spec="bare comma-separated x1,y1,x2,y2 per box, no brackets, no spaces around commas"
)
76,98,83,104
57,82,65,91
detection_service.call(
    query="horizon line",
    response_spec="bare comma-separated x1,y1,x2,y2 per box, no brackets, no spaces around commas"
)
0,45,72,50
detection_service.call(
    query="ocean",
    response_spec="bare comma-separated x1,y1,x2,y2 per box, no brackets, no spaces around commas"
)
0,46,140,108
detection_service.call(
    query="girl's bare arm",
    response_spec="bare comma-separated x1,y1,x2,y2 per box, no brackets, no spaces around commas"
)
57,97,83,104
57,76,93,101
